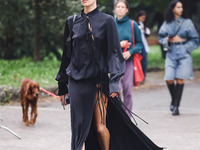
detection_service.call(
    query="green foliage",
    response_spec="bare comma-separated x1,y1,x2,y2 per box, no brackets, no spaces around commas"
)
0,0,82,60
0,0,199,60
148,45,200,69
4,89,12,103
0,56,61,87
129,0,171,12
192,46,200,69
0,0,33,59
0,46,199,87
148,45,165,68
0,0,106,60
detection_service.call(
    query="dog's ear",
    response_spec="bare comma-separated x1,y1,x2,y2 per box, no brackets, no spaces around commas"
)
29,82,33,95
36,83,40,91
25,82,32,97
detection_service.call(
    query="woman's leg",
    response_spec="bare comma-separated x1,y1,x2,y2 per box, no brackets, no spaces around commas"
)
176,79,184,84
173,78,184,115
166,80,175,111
122,61,134,117
82,143,85,150
166,80,174,84
94,90,110,150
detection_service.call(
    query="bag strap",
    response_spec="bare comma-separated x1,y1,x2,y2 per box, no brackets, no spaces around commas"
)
69,15,76,37
172,19,184,37
123,20,135,53
66,15,76,57
131,20,135,48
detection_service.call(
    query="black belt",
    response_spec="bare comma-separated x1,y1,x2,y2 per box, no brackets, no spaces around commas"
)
169,41,186,45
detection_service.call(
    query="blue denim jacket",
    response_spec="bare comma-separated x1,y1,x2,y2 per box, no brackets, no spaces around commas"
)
158,17,199,53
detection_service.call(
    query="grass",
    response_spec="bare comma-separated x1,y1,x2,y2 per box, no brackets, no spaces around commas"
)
0,46,199,87
148,45,200,69
191,46,200,68
148,45,165,69
0,56,60,88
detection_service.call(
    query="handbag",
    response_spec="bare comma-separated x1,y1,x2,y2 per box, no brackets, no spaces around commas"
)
133,53,144,86
123,21,144,86
66,15,76,58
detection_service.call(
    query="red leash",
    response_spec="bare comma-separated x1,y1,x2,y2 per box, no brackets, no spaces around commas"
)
40,88,59,98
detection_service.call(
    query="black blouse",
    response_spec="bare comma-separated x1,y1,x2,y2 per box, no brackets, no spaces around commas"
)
56,8,125,95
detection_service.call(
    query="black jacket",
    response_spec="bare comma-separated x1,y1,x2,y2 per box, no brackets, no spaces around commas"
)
56,8,125,95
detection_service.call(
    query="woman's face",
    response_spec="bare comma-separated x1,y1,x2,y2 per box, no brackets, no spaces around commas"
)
81,0,96,7
138,15,146,23
115,2,128,18
173,2,183,17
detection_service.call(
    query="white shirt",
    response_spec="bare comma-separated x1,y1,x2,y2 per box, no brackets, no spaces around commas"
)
138,21,150,52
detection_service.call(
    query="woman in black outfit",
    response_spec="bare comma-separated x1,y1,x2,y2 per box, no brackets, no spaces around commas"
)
56,0,163,149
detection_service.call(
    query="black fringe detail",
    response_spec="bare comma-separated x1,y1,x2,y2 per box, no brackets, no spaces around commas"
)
87,16,147,126
100,75,148,126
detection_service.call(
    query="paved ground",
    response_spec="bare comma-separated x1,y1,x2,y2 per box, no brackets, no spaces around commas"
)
0,71,200,150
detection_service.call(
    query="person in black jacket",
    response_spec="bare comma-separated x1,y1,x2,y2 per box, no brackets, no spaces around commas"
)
56,0,163,149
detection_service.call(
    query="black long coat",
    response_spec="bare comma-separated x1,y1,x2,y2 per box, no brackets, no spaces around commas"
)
56,8,163,150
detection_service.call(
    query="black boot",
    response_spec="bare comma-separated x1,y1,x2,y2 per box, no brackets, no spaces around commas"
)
172,84,184,116
167,83,175,111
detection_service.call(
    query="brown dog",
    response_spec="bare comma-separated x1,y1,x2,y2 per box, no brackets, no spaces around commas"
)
20,78,40,126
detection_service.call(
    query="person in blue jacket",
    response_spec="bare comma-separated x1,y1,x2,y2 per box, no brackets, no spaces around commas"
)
115,0,143,117
158,0,199,116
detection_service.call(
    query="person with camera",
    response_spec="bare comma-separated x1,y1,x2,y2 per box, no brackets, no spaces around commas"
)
56,0,163,149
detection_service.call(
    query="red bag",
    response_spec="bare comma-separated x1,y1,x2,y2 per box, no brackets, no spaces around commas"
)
133,53,144,86
123,21,144,86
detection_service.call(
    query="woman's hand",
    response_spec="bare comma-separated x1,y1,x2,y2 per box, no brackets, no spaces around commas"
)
110,92,119,98
120,40,131,48
59,95,65,105
123,51,131,60
168,35,185,42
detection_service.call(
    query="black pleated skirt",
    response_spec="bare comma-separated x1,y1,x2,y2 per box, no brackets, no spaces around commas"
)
68,76,163,150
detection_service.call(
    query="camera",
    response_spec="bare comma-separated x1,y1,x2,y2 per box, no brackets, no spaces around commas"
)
61,94,70,110
64,94,70,105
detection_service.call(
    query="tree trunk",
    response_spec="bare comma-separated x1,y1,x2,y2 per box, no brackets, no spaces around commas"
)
3,36,15,59
33,0,41,61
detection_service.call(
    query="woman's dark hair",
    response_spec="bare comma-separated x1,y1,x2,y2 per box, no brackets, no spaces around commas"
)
136,10,148,29
165,0,186,23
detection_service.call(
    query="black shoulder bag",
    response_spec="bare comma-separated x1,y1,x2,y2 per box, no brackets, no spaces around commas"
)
66,15,76,58
161,20,185,58
170,20,184,38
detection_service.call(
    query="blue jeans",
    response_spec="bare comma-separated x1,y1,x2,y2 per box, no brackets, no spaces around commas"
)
165,44,193,80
